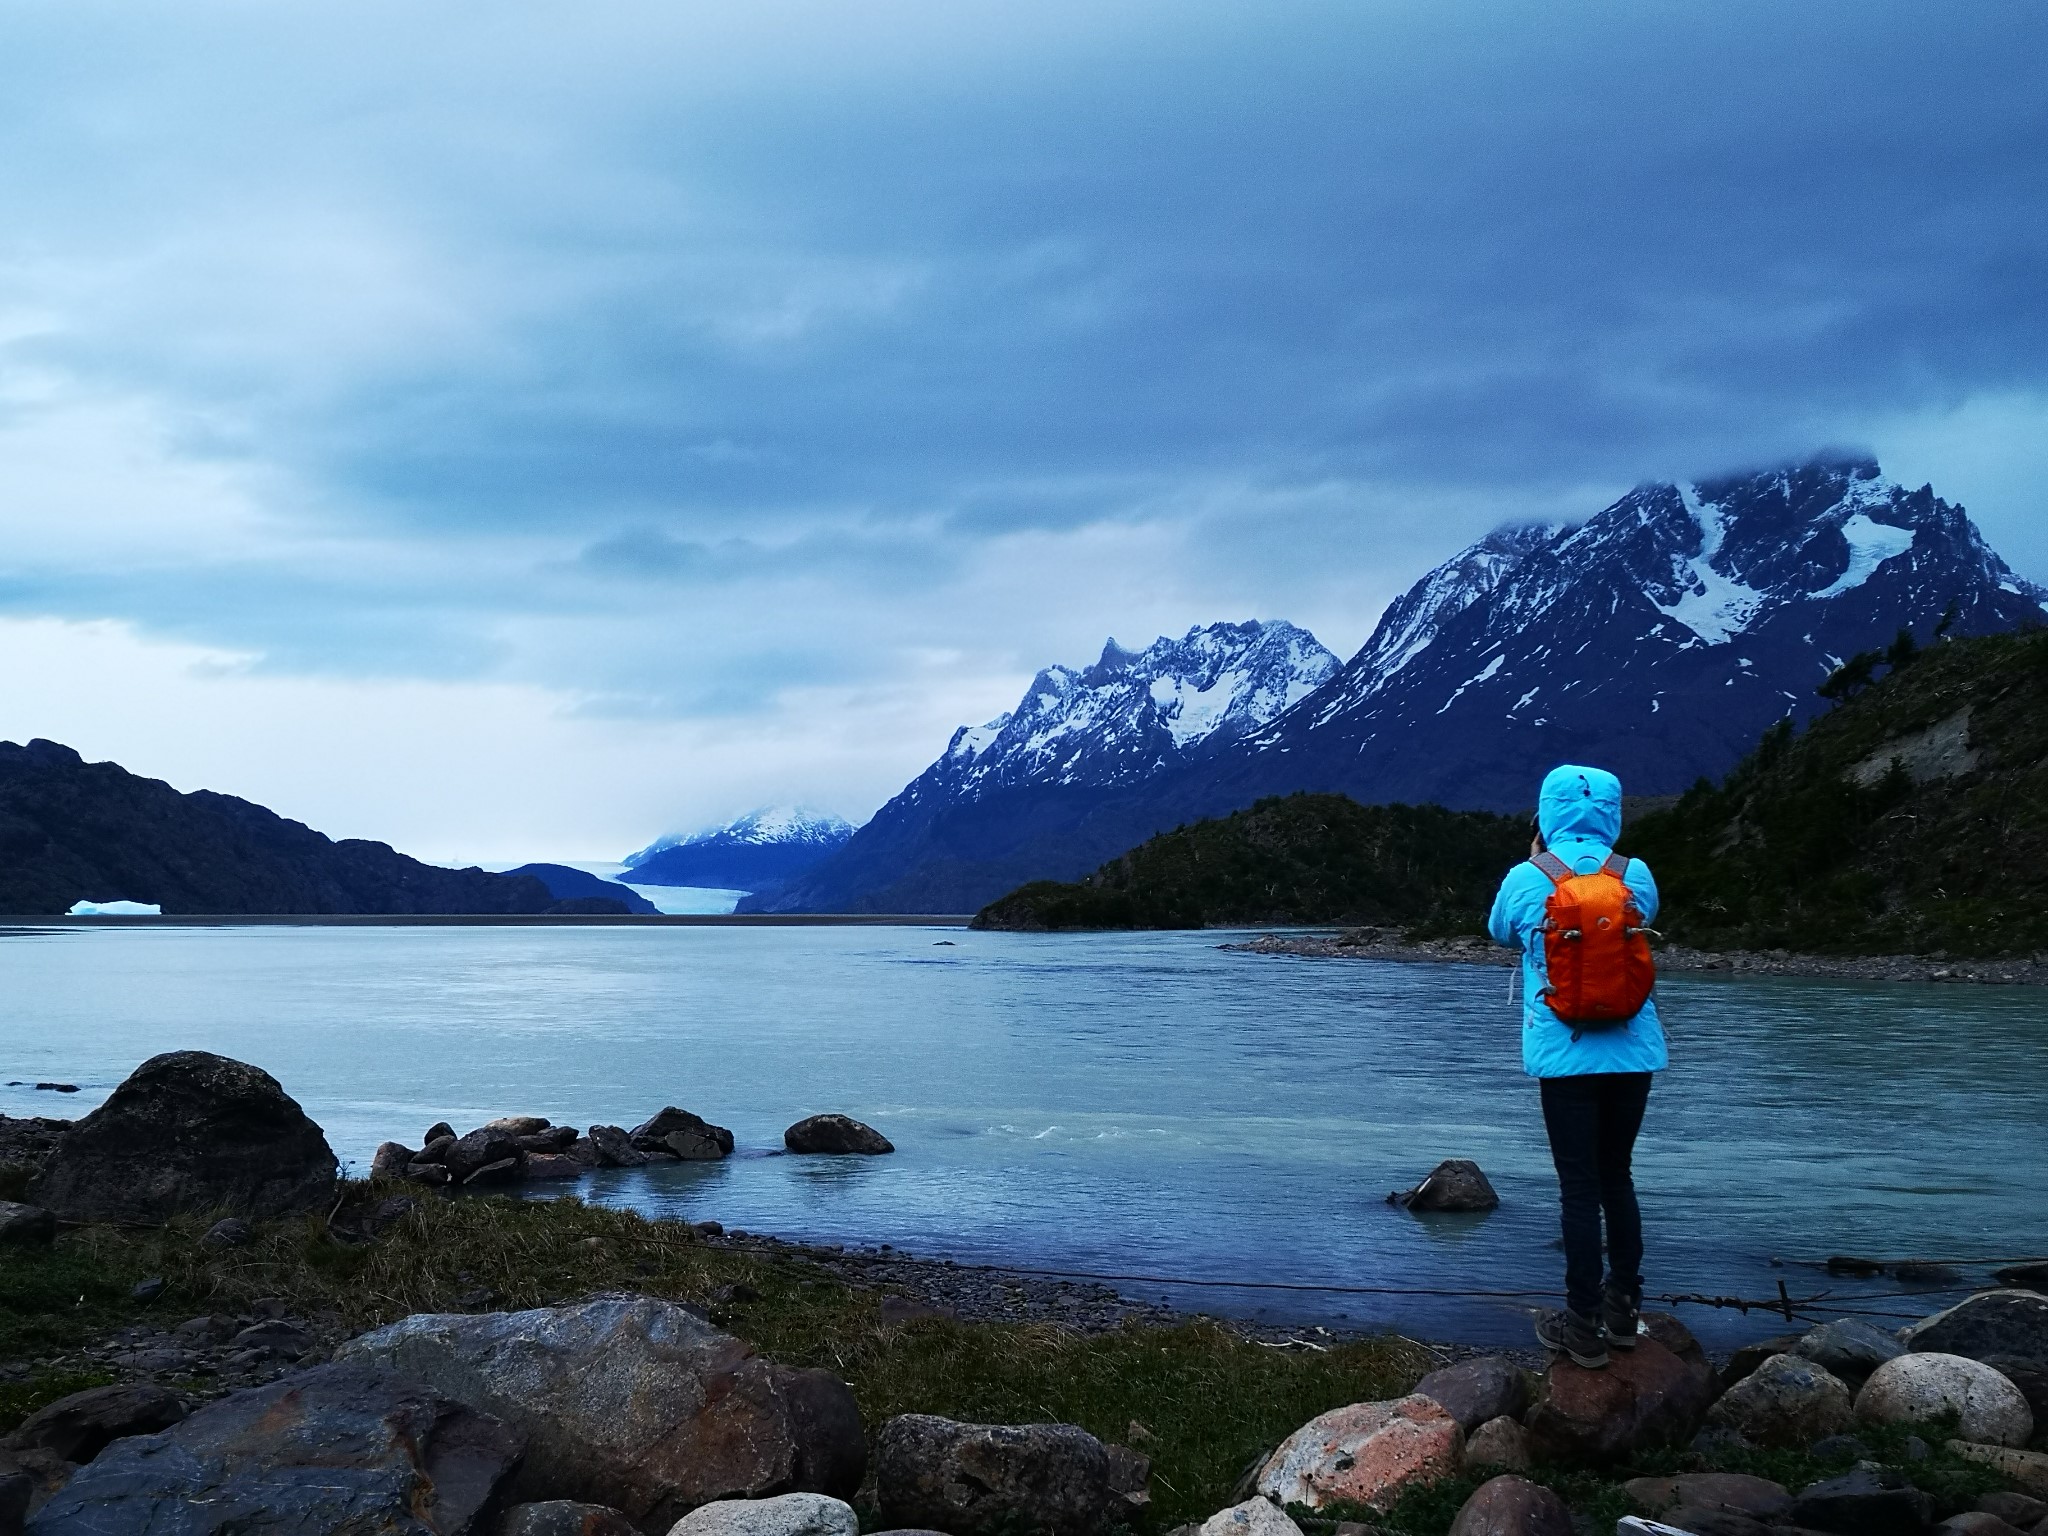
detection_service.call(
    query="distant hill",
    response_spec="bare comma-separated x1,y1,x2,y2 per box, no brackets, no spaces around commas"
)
1626,627,2048,957
0,740,621,916
503,863,659,915
971,793,1527,931
626,807,855,891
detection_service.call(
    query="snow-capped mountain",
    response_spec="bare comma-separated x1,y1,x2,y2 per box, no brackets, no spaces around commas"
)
742,621,1338,912
1225,454,2048,811
749,455,2045,913
625,806,856,890
912,621,1338,805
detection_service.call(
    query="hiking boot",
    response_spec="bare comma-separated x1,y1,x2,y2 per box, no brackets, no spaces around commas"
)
1535,1307,1609,1368
1603,1284,1642,1349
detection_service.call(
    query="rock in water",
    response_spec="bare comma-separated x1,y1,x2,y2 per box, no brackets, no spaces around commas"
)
29,1051,336,1223
335,1295,863,1530
1255,1396,1464,1511
499,1503,638,1536
1790,1461,1933,1535
1705,1354,1855,1448
876,1415,1108,1536
1196,1500,1303,1536
443,1128,521,1182
669,1493,860,1536
1393,1159,1499,1212
1904,1290,2048,1363
1792,1318,1907,1387
0,1202,55,1247
1995,1262,2048,1290
631,1107,736,1160
1526,1319,1715,1464
10,1381,188,1464
1857,1352,2035,1447
783,1115,894,1155
25,1362,522,1535
587,1124,650,1167
1446,1474,1572,1536
1414,1356,1529,1431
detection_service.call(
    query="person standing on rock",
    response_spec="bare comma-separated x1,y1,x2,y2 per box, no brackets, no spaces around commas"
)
1489,763,1666,1370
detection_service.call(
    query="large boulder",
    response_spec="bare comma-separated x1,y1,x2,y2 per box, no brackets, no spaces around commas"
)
1905,1291,2048,1363
1525,1319,1715,1465
1857,1352,2035,1447
9,1382,187,1464
1794,1318,1908,1387
1624,1474,1793,1524
1790,1461,1933,1535
783,1116,893,1156
1197,1499,1302,1536
501,1503,639,1536
0,1203,54,1248
1255,1395,1463,1511
1446,1475,1569,1536
1981,1355,2048,1426
28,1052,336,1223
1705,1354,1855,1448
25,1362,522,1535
1946,1443,2048,1500
1393,1159,1499,1212
1415,1357,1530,1432
444,1129,522,1183
668,1493,859,1536
1720,1332,1804,1391
1464,1417,1533,1472
336,1296,862,1530
631,1109,734,1161
876,1416,1107,1536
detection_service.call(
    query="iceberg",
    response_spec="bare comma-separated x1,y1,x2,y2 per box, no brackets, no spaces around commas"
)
67,900,162,916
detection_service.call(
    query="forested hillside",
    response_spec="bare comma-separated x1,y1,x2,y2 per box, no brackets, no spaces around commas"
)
971,794,1527,931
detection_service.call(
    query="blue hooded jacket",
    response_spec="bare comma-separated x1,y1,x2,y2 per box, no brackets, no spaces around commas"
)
1488,764,1668,1079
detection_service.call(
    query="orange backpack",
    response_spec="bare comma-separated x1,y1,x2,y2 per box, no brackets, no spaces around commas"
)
1531,850,1656,1029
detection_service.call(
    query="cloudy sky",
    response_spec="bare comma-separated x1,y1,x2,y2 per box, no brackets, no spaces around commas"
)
3,0,2044,862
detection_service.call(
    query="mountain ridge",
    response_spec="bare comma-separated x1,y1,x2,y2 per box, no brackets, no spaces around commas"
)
627,806,856,890
753,455,2046,914
0,740,615,915
742,619,1339,911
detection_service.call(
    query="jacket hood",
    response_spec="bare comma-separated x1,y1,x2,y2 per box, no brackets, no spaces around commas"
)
1537,763,1623,845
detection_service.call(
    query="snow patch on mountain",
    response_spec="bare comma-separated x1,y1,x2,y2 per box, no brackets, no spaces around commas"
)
1814,513,1917,599
1652,485,1770,645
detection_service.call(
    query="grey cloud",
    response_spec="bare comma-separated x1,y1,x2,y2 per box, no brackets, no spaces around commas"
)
2,0,2044,729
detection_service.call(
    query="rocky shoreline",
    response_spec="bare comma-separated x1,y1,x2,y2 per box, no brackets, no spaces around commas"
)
4,1049,2048,1536
1222,927,2048,986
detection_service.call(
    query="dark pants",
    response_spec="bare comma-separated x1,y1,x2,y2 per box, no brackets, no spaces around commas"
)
1539,1072,1652,1318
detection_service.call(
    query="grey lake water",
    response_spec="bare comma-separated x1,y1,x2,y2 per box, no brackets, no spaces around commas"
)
3,923,2043,1350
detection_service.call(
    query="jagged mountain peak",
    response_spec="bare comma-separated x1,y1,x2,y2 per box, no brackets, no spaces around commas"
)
923,618,1338,799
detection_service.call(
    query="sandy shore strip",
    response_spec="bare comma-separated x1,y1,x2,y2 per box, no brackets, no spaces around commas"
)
1221,927,2048,986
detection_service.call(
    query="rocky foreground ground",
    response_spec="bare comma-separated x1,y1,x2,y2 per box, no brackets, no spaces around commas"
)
1222,929,2048,986
2,1051,2047,1536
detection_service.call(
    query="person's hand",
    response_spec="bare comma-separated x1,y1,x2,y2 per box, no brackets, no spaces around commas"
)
1530,832,1545,857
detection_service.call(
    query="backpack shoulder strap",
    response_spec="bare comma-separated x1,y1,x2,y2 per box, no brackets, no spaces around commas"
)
1600,852,1629,878
1530,851,1575,884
